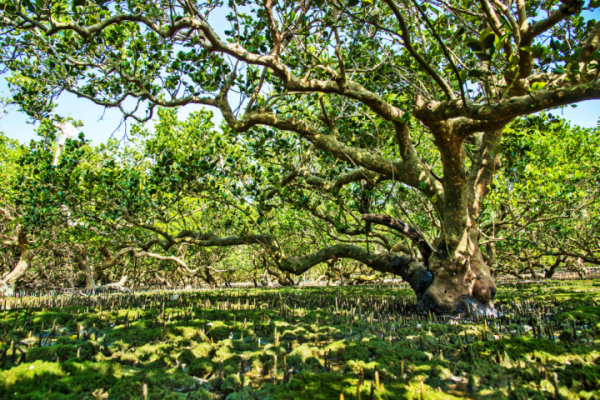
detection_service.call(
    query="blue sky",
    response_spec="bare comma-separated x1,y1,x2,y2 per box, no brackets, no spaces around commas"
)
1,5,599,145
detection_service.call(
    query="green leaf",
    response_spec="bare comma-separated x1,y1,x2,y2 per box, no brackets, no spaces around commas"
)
454,27,465,39
348,0,360,6
479,27,491,42
553,67,566,74
492,144,503,155
0,3,17,12
35,0,49,10
476,52,492,61
481,33,497,50
466,39,483,52
72,0,86,9
531,81,546,91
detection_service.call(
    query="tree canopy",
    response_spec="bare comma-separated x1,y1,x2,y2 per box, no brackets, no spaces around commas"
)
1,0,600,313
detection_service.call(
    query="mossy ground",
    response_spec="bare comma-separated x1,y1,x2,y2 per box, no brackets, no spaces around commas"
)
0,280,599,399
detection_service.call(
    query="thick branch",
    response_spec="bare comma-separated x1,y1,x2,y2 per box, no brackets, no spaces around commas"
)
415,81,600,123
581,21,600,60
278,243,433,296
0,227,33,295
467,129,503,219
265,167,387,199
226,110,406,179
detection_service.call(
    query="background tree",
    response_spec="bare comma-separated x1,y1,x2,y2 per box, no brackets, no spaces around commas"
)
486,113,600,279
0,131,33,295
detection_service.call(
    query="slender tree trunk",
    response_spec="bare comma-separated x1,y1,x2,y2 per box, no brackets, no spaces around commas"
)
204,268,218,288
75,246,97,291
75,245,130,293
0,228,33,296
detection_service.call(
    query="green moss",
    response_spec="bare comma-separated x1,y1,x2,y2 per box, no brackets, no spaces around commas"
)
191,342,215,359
225,386,253,400
248,352,264,372
281,330,297,340
2,282,599,399
65,319,78,332
214,343,234,361
187,388,213,400
0,360,64,398
221,373,241,394
26,344,77,362
108,375,144,399
146,368,199,393
55,336,72,345
255,372,364,400
178,349,196,365
208,322,231,341
223,358,240,376
0,360,120,399
288,344,317,363
79,340,101,360
189,357,216,378
558,306,600,323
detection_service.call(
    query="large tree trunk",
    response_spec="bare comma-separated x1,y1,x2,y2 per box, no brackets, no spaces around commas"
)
419,228,497,315
388,126,503,316
363,214,496,315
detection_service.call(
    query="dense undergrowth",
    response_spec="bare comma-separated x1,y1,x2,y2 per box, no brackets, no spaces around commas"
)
0,281,598,399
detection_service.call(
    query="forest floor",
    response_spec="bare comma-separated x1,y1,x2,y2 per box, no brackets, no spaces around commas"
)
0,280,598,399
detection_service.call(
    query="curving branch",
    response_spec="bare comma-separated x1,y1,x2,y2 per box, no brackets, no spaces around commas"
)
580,21,600,61
265,167,388,199
277,243,433,297
7,5,409,123
381,0,455,99
516,0,584,82
362,213,435,266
